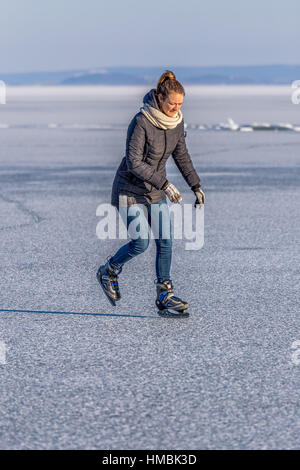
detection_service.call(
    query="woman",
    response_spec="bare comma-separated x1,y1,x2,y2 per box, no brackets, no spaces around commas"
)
97,70,205,315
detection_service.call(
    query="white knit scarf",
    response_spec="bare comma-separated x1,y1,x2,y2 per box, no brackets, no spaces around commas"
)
140,102,183,130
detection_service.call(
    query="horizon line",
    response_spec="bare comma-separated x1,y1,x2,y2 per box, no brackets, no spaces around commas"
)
1,63,300,76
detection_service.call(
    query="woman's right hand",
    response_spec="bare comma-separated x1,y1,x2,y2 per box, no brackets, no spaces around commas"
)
162,181,182,204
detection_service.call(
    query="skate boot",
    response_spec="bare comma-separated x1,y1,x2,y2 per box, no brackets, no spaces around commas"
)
96,258,122,306
155,279,189,317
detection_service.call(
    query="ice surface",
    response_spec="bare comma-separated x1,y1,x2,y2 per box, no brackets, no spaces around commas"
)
0,86,299,449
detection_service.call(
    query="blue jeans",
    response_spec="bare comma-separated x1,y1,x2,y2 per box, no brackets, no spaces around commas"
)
109,199,172,282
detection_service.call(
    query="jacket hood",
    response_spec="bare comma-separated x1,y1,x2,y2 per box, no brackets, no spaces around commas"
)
142,88,160,110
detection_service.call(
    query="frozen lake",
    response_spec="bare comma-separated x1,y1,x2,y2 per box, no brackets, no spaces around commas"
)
0,86,299,449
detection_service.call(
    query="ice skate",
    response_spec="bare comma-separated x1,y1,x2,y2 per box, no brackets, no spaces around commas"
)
155,279,189,317
97,258,122,306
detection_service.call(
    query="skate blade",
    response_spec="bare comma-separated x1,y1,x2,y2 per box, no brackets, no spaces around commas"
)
157,309,189,318
105,293,117,307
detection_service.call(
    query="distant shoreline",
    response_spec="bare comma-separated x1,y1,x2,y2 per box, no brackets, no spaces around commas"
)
1,65,300,86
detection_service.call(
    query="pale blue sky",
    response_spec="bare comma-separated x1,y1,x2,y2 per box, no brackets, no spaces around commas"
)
0,0,299,73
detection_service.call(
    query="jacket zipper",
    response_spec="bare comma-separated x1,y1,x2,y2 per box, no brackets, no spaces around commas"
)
157,130,167,172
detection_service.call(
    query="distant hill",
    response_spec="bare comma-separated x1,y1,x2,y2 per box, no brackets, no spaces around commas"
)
1,65,300,85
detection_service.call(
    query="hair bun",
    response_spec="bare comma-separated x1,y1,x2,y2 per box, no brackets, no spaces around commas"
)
157,70,176,88
156,70,185,98
164,71,176,81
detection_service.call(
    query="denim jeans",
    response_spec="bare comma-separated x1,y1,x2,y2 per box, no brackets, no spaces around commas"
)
109,199,172,282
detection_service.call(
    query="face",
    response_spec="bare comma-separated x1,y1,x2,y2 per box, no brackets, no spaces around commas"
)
158,92,184,117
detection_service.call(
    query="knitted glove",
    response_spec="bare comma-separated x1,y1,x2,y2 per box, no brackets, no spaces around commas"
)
162,180,182,204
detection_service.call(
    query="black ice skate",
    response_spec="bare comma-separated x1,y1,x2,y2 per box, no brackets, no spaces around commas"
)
97,258,122,306
155,279,190,317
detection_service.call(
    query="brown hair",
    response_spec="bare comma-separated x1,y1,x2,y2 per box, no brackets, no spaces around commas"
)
156,70,185,99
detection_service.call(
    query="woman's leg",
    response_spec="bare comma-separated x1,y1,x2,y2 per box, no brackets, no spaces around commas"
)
149,200,172,282
109,204,150,269
150,201,189,315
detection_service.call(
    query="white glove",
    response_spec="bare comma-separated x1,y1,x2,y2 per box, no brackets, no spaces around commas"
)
162,181,182,204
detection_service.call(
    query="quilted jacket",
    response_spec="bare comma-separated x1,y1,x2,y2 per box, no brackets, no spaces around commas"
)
111,88,200,207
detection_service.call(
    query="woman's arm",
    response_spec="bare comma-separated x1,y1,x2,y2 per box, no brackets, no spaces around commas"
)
125,116,167,190
172,123,201,189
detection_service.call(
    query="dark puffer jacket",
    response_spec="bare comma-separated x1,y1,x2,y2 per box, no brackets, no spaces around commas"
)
111,88,200,207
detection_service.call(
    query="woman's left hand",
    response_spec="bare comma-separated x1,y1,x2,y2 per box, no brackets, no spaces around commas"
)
194,188,205,208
